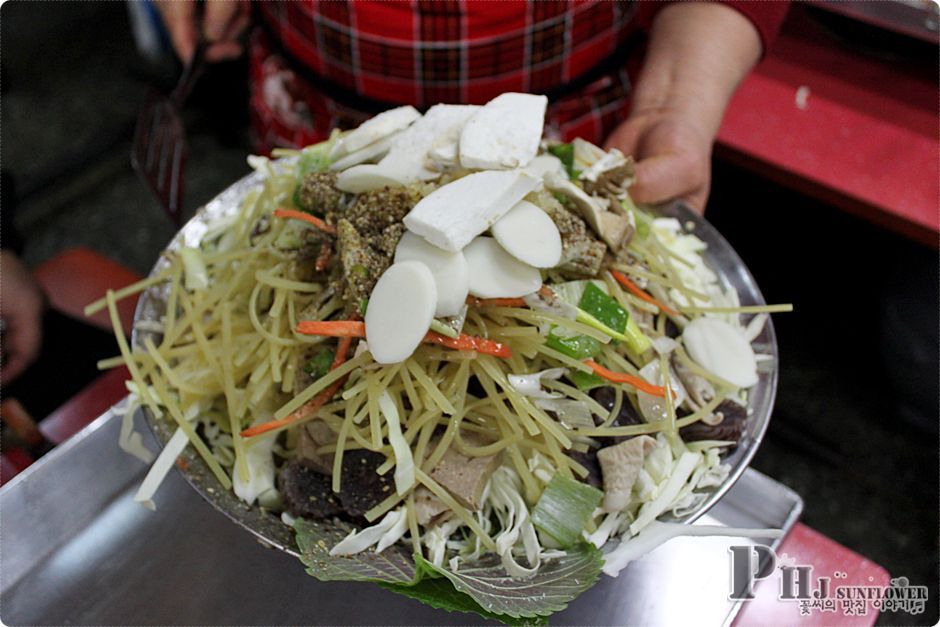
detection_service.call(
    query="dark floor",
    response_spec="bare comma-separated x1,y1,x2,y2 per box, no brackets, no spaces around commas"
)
1,3,937,625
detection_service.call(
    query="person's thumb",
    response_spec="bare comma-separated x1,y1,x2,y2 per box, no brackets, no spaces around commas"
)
603,117,645,158
630,152,708,213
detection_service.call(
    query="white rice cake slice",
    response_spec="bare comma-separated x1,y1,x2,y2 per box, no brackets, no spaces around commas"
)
329,105,420,159
403,169,539,252
459,93,547,170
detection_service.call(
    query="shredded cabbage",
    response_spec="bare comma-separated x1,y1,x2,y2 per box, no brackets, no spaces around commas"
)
330,509,408,556
507,367,566,399
232,424,278,507
179,247,208,291
115,397,155,464
378,391,415,495
133,427,189,511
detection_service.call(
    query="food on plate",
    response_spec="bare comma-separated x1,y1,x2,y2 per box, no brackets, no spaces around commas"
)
89,92,791,624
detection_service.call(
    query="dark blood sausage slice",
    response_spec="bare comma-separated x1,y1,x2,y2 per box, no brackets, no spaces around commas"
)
679,400,748,444
590,386,643,427
568,386,647,480
336,449,394,518
568,449,602,488
590,386,644,444
279,460,343,520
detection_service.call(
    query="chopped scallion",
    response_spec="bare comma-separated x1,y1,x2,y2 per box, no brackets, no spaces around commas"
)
569,370,605,391
532,473,603,547
429,318,460,339
546,330,602,360
547,143,579,179
578,283,627,335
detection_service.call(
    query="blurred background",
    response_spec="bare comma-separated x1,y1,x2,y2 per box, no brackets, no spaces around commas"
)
1,2,937,625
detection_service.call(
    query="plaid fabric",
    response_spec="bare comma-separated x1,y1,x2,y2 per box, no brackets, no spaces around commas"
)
249,0,643,153
247,1,788,154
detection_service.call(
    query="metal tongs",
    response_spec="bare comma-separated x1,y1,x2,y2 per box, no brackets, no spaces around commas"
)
131,39,208,225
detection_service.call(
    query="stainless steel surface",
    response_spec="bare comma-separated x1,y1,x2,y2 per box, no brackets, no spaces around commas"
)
128,168,779,558
1,410,802,626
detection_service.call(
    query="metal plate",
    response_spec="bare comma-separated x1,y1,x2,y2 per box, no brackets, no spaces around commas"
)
129,168,778,559
0,408,801,626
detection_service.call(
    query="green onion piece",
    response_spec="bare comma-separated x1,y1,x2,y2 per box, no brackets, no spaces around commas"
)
297,138,334,177
548,143,579,179
627,200,653,241
546,329,602,360
569,370,605,391
575,309,627,342
429,318,459,339
578,282,627,335
623,315,653,357
620,193,638,215
303,348,335,378
553,191,571,206
359,298,369,316
532,473,603,548
274,224,305,250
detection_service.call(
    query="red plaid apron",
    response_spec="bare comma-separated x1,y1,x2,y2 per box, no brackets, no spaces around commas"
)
249,0,649,153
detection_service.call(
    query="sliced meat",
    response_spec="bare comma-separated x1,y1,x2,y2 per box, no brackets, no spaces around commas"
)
672,354,716,410
679,399,748,443
298,171,344,215
597,435,657,512
334,198,409,313
413,486,452,526
429,434,502,511
344,187,418,238
582,161,635,204
529,189,606,277
278,460,343,520
335,218,384,309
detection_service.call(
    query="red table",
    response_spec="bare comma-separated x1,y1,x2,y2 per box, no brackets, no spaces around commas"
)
0,248,141,485
717,7,938,247
735,523,892,626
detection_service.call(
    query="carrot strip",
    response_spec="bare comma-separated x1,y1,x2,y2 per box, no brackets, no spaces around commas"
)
611,270,679,316
467,296,527,308
315,241,333,272
332,335,354,369
273,208,337,235
424,331,512,358
241,334,356,438
296,320,366,337
296,320,512,358
423,331,472,352
295,320,512,358
584,359,668,398
240,378,345,437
